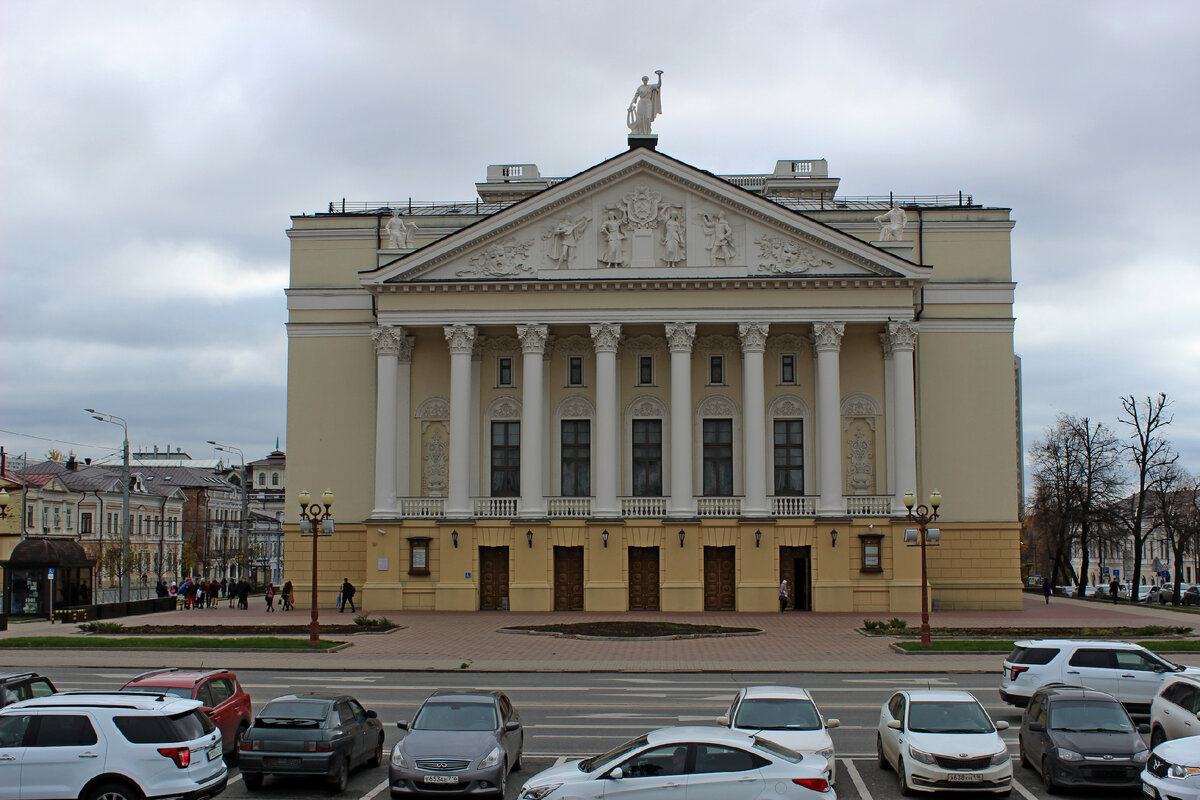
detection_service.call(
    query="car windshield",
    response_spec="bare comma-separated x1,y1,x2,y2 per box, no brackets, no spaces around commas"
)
1049,700,1134,733
907,701,994,733
257,700,329,726
124,686,192,699
578,734,648,772
412,701,497,731
734,698,821,730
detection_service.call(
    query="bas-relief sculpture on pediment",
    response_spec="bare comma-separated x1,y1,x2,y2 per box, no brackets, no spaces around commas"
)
457,238,534,278
755,235,835,275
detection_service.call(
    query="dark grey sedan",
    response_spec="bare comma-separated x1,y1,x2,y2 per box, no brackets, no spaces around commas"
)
389,689,523,797
240,692,385,793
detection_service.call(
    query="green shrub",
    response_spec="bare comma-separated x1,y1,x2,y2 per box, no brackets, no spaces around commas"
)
79,622,124,634
353,615,393,628
863,619,884,630
888,618,908,629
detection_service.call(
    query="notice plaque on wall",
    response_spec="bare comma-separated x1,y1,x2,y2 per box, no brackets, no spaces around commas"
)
860,534,884,573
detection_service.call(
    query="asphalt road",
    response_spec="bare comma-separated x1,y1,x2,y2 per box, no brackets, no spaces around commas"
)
40,668,1149,799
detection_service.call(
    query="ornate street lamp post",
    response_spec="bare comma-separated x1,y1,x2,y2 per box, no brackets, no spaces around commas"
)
297,489,334,647
903,488,942,649
207,441,249,583
86,409,131,602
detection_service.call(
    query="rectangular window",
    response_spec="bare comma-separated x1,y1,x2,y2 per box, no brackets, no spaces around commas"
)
498,357,513,387
773,419,805,496
567,356,584,387
80,513,92,534
780,354,796,384
702,418,734,496
561,420,591,497
27,507,33,528
66,508,72,529
708,355,724,385
637,355,654,386
53,507,60,528
42,507,48,530
490,421,520,497
632,419,663,497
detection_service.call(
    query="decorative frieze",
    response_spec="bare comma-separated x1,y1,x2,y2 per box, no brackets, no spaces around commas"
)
755,235,834,274
414,396,450,419
879,331,894,360
590,323,623,353
443,324,477,354
737,322,770,352
628,394,667,418
694,334,737,356
480,334,519,355
550,334,591,356
458,238,534,278
697,393,737,417
846,425,875,494
397,335,416,364
810,322,845,352
623,334,666,353
664,323,697,352
766,332,808,356
516,324,549,354
559,395,593,418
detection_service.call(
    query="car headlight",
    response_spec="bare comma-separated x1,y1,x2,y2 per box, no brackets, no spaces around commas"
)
1133,749,1150,764
1057,747,1082,762
520,784,563,800
908,745,936,765
390,745,408,768
1168,765,1200,779
479,746,502,769
990,748,1010,766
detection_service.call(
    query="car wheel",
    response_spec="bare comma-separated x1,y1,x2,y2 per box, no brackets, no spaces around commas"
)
897,757,914,796
1018,738,1030,769
877,734,890,771
1041,757,1058,794
243,772,264,791
513,751,522,771
229,723,248,762
87,782,141,800
368,735,384,768
1151,726,1167,748
329,756,350,793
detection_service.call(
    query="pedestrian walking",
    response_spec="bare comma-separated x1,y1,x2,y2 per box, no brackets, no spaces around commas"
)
778,579,790,613
339,578,356,613
281,580,294,611
265,583,276,612
238,580,250,610
1110,577,1120,605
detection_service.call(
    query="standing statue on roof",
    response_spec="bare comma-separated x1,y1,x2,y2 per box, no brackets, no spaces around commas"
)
385,210,419,249
627,70,663,134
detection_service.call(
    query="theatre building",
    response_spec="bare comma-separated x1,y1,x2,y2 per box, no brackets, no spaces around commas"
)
284,141,1022,613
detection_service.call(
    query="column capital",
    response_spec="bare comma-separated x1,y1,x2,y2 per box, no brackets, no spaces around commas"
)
443,324,477,354
590,323,623,353
879,331,894,360
516,324,549,355
372,325,403,356
810,321,845,352
664,322,697,352
886,320,919,351
737,322,770,353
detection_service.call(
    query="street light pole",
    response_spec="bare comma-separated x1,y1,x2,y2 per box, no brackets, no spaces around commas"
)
904,488,942,649
297,489,334,647
207,441,248,583
86,409,131,603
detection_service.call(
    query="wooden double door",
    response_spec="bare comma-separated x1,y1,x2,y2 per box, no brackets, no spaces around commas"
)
554,546,584,610
779,545,812,611
628,546,660,610
479,546,509,611
704,546,736,610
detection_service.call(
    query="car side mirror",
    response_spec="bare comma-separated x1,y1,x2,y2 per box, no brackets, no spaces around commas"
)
1029,721,1044,732
608,767,623,780
825,718,840,729
1138,723,1151,734
717,716,730,727
505,721,520,732
887,720,902,730
366,710,377,719
995,720,1009,731
396,721,409,730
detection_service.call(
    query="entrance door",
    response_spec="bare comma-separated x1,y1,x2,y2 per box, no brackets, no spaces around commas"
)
479,546,509,611
779,545,812,611
554,546,584,611
703,546,736,610
628,547,660,611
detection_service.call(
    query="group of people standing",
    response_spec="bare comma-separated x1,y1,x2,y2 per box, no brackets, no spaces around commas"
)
156,576,294,611
263,581,294,612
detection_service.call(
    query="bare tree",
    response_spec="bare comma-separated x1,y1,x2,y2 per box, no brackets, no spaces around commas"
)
1063,416,1122,594
1151,463,1199,604
1029,420,1080,587
1115,393,1176,599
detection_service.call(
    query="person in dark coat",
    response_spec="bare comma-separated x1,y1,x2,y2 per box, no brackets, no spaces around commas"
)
281,580,294,611
238,579,250,610
1110,577,1120,604
339,578,356,613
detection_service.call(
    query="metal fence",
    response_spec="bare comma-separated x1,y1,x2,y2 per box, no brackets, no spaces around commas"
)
93,586,157,605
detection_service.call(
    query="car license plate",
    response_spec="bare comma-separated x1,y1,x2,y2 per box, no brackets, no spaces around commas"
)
265,756,301,768
948,773,981,782
207,744,222,761
423,775,460,785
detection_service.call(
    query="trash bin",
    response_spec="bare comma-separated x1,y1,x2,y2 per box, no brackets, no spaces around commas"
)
501,597,509,611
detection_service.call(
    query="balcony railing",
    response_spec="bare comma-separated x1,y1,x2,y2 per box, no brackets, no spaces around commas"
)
697,497,742,517
621,497,668,518
772,496,816,517
846,495,892,516
399,497,445,517
547,497,592,518
381,494,889,519
474,497,517,518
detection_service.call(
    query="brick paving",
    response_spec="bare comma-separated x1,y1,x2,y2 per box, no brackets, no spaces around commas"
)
4,594,1198,673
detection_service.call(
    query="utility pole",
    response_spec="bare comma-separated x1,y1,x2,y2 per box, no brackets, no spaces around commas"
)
208,441,248,582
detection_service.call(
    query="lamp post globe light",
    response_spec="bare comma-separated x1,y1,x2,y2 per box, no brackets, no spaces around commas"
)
903,488,942,649
85,408,131,603
207,440,249,583
297,488,334,647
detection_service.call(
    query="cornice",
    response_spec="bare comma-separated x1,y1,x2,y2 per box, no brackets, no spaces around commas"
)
286,322,373,338
369,276,920,295
375,306,916,326
918,318,1016,333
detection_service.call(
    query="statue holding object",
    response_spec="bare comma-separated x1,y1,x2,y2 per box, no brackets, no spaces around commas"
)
627,70,663,135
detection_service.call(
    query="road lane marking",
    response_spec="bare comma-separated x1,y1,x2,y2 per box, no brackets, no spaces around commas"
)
358,778,389,800
227,774,242,786
842,758,872,800
553,756,568,766
1011,775,1039,800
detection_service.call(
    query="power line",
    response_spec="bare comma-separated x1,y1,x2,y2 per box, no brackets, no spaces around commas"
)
0,428,116,451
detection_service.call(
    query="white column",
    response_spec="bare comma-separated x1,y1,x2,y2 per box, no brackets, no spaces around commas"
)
739,322,770,516
812,322,845,516
666,323,696,517
517,324,549,517
879,331,896,499
590,323,622,517
371,326,401,518
889,321,919,508
469,344,482,499
395,334,414,501
444,324,476,517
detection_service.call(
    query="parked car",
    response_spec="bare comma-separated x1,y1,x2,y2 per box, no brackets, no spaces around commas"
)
239,692,384,792
1151,674,1200,746
1017,683,1148,792
0,690,227,800
876,689,1011,795
1158,584,1200,605
389,688,524,796
0,671,56,707
122,667,252,756
517,726,832,800
1143,734,1200,800
1001,640,1200,712
717,686,839,785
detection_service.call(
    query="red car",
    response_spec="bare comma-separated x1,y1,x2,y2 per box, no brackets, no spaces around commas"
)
122,667,253,757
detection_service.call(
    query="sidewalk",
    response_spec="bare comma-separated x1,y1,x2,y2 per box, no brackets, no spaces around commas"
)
3,594,1197,673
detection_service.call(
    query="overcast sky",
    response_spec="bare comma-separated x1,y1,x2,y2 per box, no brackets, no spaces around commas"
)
2,1,1197,489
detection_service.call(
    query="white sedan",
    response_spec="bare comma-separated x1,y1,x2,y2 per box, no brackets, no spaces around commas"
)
718,686,840,784
877,689,1012,795
1143,735,1200,800
517,725,834,800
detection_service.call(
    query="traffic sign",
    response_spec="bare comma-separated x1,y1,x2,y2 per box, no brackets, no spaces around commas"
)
47,568,55,578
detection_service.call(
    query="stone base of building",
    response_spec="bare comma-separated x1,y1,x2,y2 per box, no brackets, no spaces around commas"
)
283,518,1022,613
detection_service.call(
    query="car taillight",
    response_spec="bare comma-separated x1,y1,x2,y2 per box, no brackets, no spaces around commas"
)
158,747,191,768
303,741,335,752
1009,665,1030,681
793,777,830,792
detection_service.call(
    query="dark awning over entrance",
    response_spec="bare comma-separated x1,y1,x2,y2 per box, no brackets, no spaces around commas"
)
3,537,93,568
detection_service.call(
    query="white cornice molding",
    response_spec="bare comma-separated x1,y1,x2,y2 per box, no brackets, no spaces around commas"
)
918,220,1016,232
286,227,376,241
922,282,1016,305
917,318,1015,333
375,306,916,327
286,322,374,338
286,288,373,310
369,276,921,295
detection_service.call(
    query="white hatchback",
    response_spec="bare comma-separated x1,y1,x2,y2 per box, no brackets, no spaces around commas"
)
1143,735,1200,800
877,689,1011,795
718,686,840,785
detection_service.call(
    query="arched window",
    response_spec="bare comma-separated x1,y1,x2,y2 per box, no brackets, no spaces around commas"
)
257,473,265,486
271,473,279,486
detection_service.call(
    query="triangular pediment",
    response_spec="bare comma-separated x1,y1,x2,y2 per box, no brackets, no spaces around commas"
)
361,149,927,286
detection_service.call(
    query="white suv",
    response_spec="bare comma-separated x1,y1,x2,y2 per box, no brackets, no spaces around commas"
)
0,691,228,800
1001,640,1199,713
1150,674,1200,747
